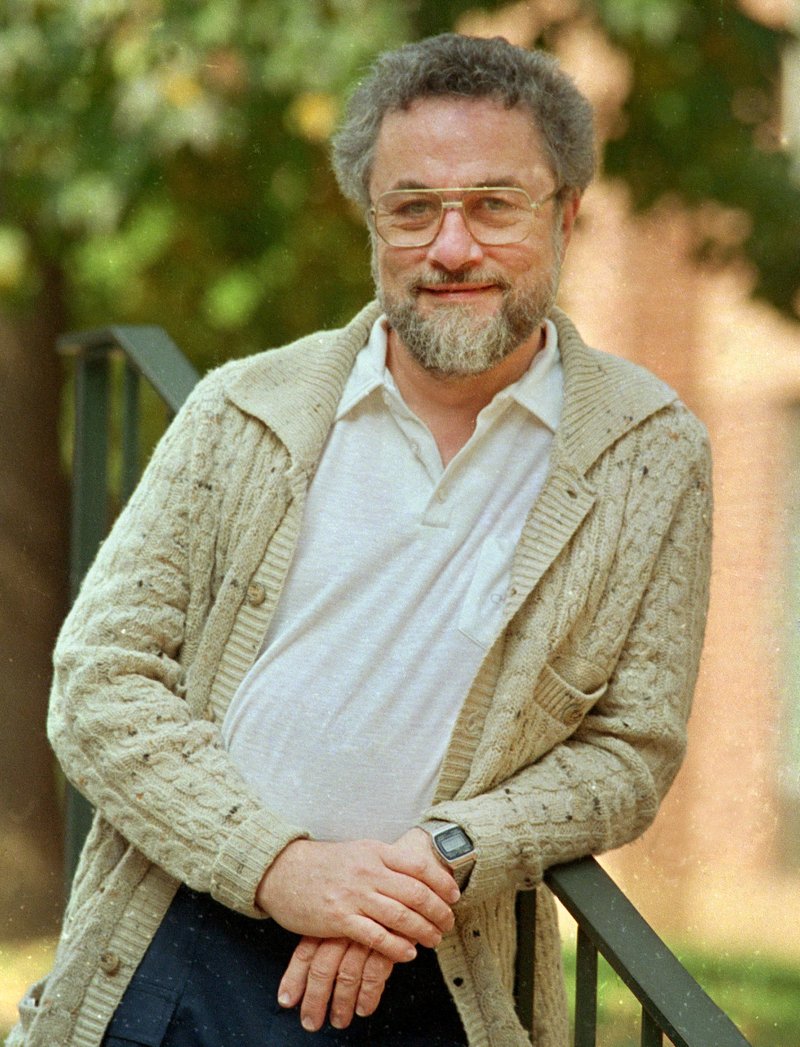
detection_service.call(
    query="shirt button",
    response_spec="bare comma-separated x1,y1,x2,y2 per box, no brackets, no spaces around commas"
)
246,582,266,606
100,951,121,976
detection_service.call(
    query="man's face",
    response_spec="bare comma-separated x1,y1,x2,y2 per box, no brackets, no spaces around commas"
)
368,96,579,377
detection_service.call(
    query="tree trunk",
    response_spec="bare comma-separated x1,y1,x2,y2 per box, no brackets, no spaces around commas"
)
0,271,69,939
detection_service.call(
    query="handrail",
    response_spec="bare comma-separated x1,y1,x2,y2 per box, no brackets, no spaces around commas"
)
515,858,752,1046
58,324,752,1047
58,325,199,414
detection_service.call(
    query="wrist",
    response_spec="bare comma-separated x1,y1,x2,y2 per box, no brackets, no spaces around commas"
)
256,838,315,912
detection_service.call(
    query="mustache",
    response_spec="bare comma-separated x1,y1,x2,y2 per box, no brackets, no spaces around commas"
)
409,270,513,293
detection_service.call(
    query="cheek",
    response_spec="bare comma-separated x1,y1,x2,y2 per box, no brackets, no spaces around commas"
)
503,241,548,273
376,247,424,289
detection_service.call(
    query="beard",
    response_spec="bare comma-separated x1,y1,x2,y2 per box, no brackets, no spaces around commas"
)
374,244,563,378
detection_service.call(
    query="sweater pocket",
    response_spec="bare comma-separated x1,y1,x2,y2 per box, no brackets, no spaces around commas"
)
534,660,608,732
14,976,47,1040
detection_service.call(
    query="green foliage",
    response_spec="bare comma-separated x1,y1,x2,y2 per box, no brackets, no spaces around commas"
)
598,0,800,315
0,0,416,367
0,0,797,372
563,942,800,1047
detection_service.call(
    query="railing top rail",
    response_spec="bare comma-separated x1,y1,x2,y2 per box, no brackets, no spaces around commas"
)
545,857,752,1047
58,324,199,414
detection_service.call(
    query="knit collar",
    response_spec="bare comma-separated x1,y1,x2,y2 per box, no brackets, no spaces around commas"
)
223,301,676,479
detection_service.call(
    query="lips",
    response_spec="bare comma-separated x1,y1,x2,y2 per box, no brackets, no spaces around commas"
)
412,275,509,301
419,283,497,295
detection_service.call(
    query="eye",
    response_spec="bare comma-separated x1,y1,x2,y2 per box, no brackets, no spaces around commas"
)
389,196,439,223
478,194,515,212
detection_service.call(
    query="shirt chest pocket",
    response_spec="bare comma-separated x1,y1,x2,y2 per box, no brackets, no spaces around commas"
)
458,534,514,649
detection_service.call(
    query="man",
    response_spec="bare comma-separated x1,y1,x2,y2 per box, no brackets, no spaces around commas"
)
13,32,712,1047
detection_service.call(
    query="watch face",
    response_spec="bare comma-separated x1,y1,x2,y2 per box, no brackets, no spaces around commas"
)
437,826,473,861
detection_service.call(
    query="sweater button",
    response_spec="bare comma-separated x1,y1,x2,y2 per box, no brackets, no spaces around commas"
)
564,702,584,726
246,582,266,606
100,950,121,976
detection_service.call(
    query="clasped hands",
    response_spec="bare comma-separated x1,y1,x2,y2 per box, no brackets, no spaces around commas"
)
255,827,459,1033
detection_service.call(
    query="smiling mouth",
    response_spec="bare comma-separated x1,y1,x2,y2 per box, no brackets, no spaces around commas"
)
415,282,500,298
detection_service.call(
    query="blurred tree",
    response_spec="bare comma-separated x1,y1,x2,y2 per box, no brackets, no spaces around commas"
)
0,0,796,937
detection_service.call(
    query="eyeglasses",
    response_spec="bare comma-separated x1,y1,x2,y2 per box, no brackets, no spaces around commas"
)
370,186,560,248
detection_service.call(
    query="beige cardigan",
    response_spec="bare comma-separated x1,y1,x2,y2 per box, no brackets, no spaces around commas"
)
13,304,712,1047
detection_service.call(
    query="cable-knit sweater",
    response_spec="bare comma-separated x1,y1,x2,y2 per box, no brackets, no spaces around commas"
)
11,303,712,1047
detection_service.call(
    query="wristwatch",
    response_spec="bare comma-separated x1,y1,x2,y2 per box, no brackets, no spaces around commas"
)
420,821,476,887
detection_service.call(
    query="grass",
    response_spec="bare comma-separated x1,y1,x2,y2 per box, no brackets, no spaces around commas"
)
2,936,799,1045
562,944,800,1047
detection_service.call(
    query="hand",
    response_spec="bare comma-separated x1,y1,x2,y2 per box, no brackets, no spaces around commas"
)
278,936,394,1032
256,831,458,963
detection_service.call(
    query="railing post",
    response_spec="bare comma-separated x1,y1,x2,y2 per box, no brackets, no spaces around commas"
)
641,1010,664,1047
120,359,140,502
574,927,598,1047
514,888,537,1041
64,349,110,888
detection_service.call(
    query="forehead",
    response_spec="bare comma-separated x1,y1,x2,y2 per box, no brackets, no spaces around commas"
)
370,96,552,196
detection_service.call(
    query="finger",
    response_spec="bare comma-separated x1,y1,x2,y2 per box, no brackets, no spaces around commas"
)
327,942,370,1029
277,936,322,1009
381,870,457,935
341,914,418,964
354,952,394,1019
299,938,350,1032
384,838,461,905
357,882,452,948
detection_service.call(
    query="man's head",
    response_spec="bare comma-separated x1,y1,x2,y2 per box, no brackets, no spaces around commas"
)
332,34,595,212
331,34,595,377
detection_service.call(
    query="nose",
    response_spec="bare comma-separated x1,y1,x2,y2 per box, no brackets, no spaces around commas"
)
425,205,485,271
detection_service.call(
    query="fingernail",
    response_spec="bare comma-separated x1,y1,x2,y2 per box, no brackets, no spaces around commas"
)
278,992,291,1007
355,1005,367,1018
302,1016,317,1032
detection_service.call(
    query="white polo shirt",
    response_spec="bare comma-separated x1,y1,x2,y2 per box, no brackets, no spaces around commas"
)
222,316,563,842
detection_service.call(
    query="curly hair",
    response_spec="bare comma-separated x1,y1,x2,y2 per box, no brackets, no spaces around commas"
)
331,33,595,210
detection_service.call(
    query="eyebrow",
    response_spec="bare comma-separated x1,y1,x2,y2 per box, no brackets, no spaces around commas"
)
389,177,527,191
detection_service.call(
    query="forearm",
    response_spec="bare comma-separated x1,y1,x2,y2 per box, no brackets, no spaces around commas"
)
48,377,309,914
432,456,712,905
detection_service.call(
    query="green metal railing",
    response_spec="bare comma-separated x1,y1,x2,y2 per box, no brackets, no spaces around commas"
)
58,325,752,1047
57,325,199,882
516,861,752,1046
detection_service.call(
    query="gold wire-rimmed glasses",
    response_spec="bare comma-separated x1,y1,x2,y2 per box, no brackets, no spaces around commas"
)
370,185,561,248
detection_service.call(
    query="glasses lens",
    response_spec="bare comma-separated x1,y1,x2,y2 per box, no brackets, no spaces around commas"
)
374,191,442,247
462,189,532,245
374,188,535,247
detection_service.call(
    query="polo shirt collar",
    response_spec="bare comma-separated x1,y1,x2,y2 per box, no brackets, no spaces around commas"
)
336,315,562,433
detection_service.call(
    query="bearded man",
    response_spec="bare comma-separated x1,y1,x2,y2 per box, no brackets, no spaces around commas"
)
14,32,712,1047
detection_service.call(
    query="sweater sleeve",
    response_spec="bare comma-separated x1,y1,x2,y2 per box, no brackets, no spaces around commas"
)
427,431,713,907
48,375,308,917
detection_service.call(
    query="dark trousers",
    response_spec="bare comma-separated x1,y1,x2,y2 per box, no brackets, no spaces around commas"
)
101,885,467,1046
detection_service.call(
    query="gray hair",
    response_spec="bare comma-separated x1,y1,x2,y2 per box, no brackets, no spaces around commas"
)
331,33,596,211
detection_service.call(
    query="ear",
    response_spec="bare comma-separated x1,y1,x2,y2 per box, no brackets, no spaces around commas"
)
559,189,582,250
